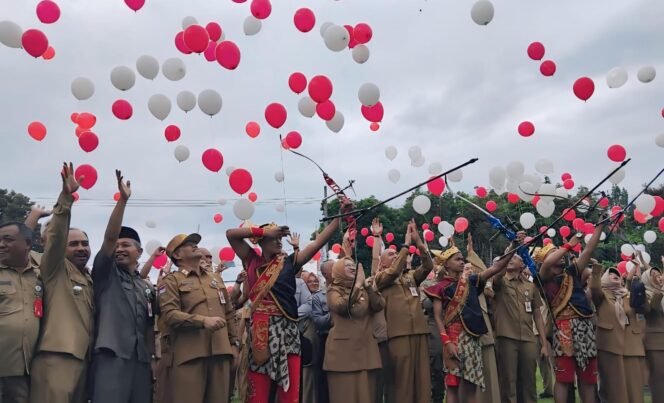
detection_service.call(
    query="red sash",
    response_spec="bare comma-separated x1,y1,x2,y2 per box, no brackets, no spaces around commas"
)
444,276,470,328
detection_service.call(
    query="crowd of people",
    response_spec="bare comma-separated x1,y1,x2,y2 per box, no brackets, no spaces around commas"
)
0,163,662,403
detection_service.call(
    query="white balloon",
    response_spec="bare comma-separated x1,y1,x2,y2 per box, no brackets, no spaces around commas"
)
637,66,656,83
620,243,634,256
411,155,425,168
538,183,556,203
148,94,171,121
641,251,652,264
358,83,380,107
516,181,537,202
173,145,190,162
233,198,255,220
489,167,506,186
555,187,569,199
352,45,370,64
635,194,656,214
438,221,455,238
536,200,555,218
644,230,657,244
145,240,162,255
274,171,284,182
470,0,495,25
388,169,400,184
136,55,159,80
535,159,554,175
448,170,463,182
70,77,95,101
0,20,22,48
323,25,350,52
181,16,198,29
413,195,431,215
656,132,664,148
600,232,607,241
523,173,543,189
506,161,525,179
217,198,227,205
162,58,186,81
319,22,334,37
438,236,449,248
110,66,136,91
198,89,222,117
608,167,626,185
408,146,422,161
326,111,345,133
145,220,156,228
385,146,397,161
225,166,235,176
428,162,442,176
298,97,316,118
519,212,536,229
547,228,556,237
606,67,628,88
625,261,635,273
635,244,646,252
243,16,262,36
584,234,593,244
177,91,196,113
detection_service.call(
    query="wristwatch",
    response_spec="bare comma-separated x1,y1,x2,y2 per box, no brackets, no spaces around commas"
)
232,340,241,348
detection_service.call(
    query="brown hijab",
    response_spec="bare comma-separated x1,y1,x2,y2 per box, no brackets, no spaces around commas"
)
331,257,362,289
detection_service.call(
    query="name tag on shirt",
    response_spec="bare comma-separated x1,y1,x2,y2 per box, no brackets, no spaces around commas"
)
218,290,226,304
525,301,532,313
409,287,419,297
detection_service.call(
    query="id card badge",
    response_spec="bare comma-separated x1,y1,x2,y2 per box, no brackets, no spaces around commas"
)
147,301,153,317
145,289,153,317
218,289,226,304
34,285,43,318
524,301,532,313
409,287,419,297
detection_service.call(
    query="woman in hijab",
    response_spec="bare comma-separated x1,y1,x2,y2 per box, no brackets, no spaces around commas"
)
324,243,385,403
590,261,646,403
638,265,664,402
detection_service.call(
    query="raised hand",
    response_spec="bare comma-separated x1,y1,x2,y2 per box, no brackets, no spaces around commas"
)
264,225,290,239
410,219,423,246
31,204,52,219
115,170,131,200
287,232,300,249
371,217,383,236
61,162,80,195
152,246,166,257
467,233,474,253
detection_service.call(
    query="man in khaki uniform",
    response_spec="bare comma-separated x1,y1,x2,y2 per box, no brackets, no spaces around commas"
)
492,255,549,403
0,221,41,403
30,163,94,403
375,220,433,403
160,233,239,403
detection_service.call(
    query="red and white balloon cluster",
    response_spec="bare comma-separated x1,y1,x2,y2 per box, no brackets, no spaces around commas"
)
0,1,60,59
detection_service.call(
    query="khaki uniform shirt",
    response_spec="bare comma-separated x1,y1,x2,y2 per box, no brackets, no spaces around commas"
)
375,246,433,339
36,192,94,360
643,292,664,350
160,267,238,366
493,272,542,342
0,260,41,377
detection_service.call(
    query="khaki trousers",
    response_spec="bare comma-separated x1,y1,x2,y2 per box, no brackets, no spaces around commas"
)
598,350,645,403
0,376,29,403
385,334,431,403
171,355,231,403
477,344,501,403
495,337,538,403
327,370,378,403
646,350,664,403
30,352,87,403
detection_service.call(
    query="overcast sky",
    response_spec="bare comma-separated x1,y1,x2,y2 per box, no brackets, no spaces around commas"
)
1,0,662,281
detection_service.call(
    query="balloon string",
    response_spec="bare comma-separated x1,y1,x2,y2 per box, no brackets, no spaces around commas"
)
278,134,289,226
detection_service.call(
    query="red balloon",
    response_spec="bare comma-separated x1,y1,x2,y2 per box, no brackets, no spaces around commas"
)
427,177,445,196
42,46,55,60
264,103,287,129
27,121,46,141
113,192,120,201
174,31,192,54
124,0,145,11
77,112,96,129
245,121,260,138
531,195,540,207
288,72,307,94
36,1,60,24
293,8,315,33
353,23,373,44
70,113,79,123
112,99,133,120
543,238,553,245
205,22,222,42
316,100,336,121
518,121,535,137
385,233,394,243
281,139,290,150
486,200,497,212
360,227,369,237
203,41,217,62
559,226,571,238
572,218,585,231
250,0,272,19
285,131,302,149
651,196,664,217
229,169,253,194
583,222,595,235
78,131,99,152
563,179,575,190
424,230,434,242
454,217,469,233
153,253,167,269
213,213,223,223
366,236,375,248
432,216,441,225
202,148,224,172
527,42,545,60
74,164,98,190
331,243,341,254
616,261,628,276
607,144,626,162
370,122,380,131
75,126,86,137
598,197,609,208
220,247,235,261
312,251,321,261
562,208,576,221
408,245,417,254
561,172,572,181
308,75,333,103
185,25,212,53
422,223,430,230
388,244,397,250
164,125,181,142
22,29,49,58
634,209,648,224
215,41,241,70
475,186,488,198
540,60,556,76
573,77,595,101
248,192,258,202
361,102,384,122
345,25,358,49
659,217,664,233
72,192,79,202
507,193,520,204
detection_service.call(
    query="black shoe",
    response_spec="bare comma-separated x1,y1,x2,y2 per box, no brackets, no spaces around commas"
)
539,392,554,398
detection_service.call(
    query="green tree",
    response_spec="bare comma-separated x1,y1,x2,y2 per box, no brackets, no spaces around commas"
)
0,189,44,252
